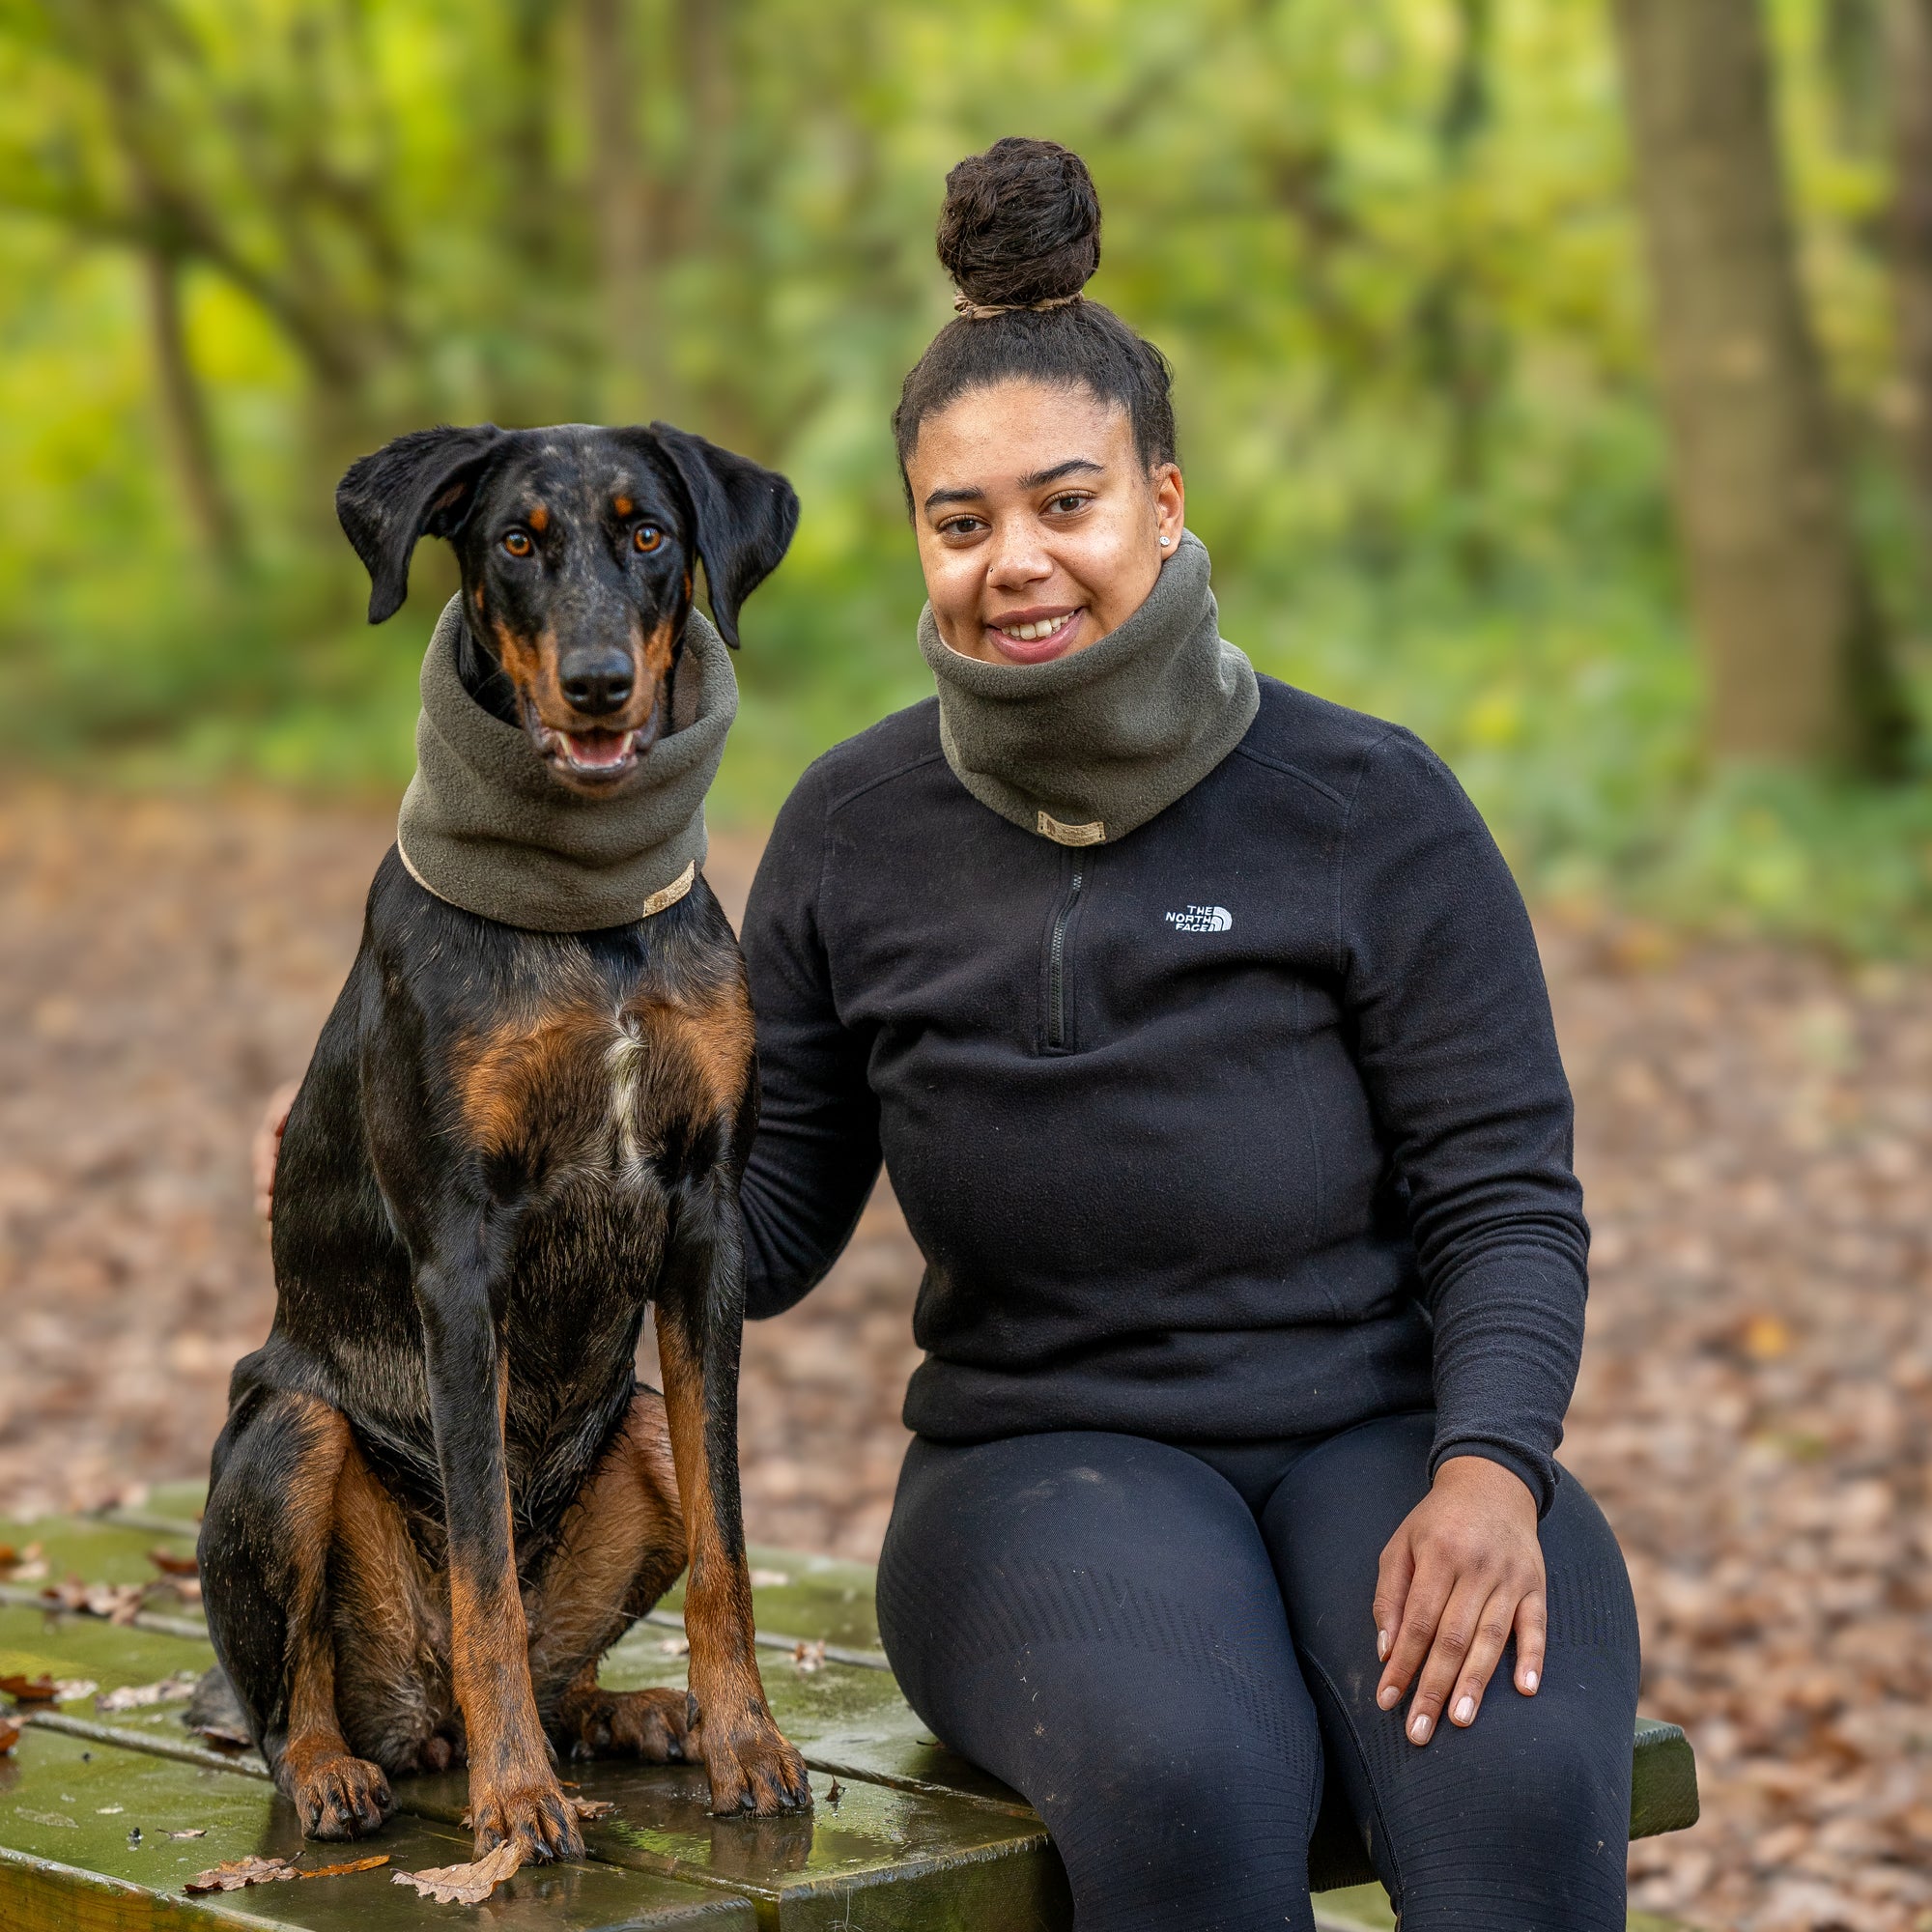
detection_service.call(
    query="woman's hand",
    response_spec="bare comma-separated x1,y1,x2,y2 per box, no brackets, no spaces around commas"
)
252,1080,299,1222
1372,1454,1545,1744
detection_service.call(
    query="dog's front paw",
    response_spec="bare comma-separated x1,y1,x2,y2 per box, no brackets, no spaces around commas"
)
469,1776,584,1862
564,1686,696,1763
288,1751,393,1839
700,1710,811,1816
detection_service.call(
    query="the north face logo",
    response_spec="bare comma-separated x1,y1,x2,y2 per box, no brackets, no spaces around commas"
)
1164,904,1233,933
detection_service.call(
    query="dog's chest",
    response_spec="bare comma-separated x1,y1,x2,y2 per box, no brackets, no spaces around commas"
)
452,973,751,1193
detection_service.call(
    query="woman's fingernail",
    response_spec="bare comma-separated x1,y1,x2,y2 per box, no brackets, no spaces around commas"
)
1521,1670,1539,1692
1378,1685,1400,1710
1408,1712,1433,1744
1453,1695,1474,1725
1377,1630,1391,1662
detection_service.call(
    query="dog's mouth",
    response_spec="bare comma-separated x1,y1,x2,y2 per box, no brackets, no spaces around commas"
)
529,715,660,784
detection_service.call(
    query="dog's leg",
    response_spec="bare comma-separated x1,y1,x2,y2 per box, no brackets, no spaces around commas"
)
526,1387,696,1763
327,1431,461,1776
654,1177,810,1814
413,1225,583,1861
200,1391,395,1839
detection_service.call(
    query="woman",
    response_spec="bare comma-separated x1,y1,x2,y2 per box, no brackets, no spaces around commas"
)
259,136,1639,1931
739,139,1637,1931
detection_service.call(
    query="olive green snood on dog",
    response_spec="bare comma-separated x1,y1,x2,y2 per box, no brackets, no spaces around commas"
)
395,595,736,932
916,530,1259,848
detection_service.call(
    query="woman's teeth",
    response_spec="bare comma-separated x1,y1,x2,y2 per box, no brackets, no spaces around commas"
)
997,613,1075,641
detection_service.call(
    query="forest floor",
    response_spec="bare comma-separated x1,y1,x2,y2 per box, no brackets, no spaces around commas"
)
2,781,1928,1932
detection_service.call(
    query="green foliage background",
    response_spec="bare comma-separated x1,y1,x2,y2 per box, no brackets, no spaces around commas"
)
4,0,1931,949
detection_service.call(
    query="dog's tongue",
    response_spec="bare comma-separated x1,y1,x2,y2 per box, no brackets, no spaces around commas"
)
562,729,631,769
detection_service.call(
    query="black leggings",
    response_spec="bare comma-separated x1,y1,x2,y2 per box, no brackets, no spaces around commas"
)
876,1412,1638,1931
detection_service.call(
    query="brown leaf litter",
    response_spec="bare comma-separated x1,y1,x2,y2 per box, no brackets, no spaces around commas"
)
392,1839,524,1904
8,788,1932,1929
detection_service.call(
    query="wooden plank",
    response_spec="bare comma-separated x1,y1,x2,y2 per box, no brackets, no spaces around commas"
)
0,1726,754,1931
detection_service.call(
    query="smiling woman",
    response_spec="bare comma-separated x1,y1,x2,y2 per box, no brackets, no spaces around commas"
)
732,139,1641,1932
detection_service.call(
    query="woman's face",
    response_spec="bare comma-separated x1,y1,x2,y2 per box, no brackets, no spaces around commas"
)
906,379,1184,667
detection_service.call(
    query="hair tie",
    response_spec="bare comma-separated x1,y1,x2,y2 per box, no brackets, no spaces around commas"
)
952,291,1085,321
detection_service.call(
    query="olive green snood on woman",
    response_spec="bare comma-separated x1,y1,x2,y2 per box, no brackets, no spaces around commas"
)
916,530,1259,847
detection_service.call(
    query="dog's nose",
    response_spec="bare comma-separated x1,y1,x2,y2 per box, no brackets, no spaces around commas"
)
559,654,635,717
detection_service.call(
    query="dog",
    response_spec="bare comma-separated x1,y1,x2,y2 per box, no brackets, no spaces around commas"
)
196,421,810,1862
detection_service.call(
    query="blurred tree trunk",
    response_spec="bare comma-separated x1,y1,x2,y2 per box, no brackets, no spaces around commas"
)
1886,0,1932,550
83,0,244,574
1612,0,1906,771
1421,0,1501,583
139,248,244,571
582,0,666,424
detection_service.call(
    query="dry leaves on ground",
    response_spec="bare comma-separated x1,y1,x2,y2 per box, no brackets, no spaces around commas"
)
300,1855,389,1879
392,1839,525,1904
7,787,1932,1930
0,1673,95,1704
97,1673,202,1713
185,1856,298,1893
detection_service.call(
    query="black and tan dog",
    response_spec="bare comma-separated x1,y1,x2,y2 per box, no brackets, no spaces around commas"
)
197,421,810,1861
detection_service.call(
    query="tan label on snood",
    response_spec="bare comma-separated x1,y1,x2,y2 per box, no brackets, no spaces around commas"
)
1037,810,1106,847
641,860,696,916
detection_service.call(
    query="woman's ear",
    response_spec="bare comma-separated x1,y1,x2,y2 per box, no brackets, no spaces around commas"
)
644,423,801,647
336,424,506,623
1151,460,1185,556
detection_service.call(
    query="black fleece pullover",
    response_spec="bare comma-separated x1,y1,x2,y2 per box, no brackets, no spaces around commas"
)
738,678,1589,1512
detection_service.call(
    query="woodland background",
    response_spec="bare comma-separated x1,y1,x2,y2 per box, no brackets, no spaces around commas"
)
7,0,1932,951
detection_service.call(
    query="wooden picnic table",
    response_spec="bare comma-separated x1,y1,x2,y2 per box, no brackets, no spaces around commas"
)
0,1484,1696,1930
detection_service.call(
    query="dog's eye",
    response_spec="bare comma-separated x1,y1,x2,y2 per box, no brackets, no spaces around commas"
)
633,526,664,554
502,530,533,558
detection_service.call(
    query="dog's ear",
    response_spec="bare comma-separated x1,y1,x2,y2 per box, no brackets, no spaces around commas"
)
645,424,800,647
336,424,506,624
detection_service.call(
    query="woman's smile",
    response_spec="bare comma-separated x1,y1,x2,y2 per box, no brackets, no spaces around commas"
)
985,604,1086,662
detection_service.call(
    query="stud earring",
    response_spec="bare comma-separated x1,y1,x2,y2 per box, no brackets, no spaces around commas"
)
1159,535,1172,547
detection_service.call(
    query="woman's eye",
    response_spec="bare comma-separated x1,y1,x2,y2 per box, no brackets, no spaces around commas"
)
502,530,533,557
938,516,985,537
1048,493,1090,515
634,525,664,554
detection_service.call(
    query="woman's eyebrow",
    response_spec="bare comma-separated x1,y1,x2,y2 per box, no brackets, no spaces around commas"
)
1020,458,1103,489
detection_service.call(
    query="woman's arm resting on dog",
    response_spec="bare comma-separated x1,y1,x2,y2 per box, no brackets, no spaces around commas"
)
1373,1453,1546,1745
738,759,883,1319
253,1079,301,1221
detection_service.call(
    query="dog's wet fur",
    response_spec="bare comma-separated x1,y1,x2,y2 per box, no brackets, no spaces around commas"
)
197,423,809,1861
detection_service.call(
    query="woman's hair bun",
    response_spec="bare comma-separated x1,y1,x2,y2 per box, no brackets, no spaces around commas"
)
937,136,1101,308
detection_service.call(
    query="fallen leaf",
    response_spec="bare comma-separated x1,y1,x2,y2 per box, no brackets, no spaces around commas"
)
188,1719,254,1750
185,1856,299,1894
52,1680,98,1703
167,1828,208,1840
97,1804,124,1815
0,1674,61,1704
790,1639,826,1674
98,1673,202,1714
0,1719,19,1755
825,1777,843,1806
147,1548,198,1577
390,1839,524,1904
300,1854,389,1879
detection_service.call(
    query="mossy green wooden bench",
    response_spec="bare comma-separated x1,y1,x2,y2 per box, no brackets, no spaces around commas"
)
0,1485,1696,1931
